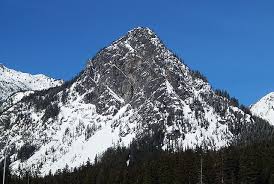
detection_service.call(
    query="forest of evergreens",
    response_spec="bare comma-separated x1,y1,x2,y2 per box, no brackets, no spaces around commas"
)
1,137,274,184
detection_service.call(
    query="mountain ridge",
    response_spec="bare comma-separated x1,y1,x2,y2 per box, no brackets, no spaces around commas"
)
0,64,63,102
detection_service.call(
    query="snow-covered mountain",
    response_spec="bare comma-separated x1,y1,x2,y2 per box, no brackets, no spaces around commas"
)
0,64,63,102
0,27,270,176
251,92,274,125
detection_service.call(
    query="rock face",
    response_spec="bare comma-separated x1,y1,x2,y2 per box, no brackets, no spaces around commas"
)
0,64,63,102
251,92,274,125
0,27,267,176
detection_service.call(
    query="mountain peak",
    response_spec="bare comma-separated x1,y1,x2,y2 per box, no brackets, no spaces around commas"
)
82,27,185,104
85,27,165,73
251,92,274,125
128,26,155,36
108,27,160,51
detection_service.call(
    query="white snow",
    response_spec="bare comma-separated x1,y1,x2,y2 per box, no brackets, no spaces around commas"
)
107,86,125,103
0,65,63,101
124,40,135,52
165,80,174,94
8,88,135,176
251,92,274,125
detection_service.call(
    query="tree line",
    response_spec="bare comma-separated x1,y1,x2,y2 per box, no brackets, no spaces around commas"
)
1,135,274,184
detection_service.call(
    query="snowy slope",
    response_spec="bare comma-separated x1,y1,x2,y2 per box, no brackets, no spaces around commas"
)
0,64,63,102
0,27,265,176
251,92,274,125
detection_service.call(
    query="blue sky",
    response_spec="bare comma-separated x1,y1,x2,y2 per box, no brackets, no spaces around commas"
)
0,0,273,105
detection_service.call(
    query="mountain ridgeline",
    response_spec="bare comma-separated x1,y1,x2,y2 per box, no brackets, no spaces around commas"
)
0,64,63,103
0,27,273,176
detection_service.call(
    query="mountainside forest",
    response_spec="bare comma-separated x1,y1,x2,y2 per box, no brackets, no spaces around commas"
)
2,133,274,184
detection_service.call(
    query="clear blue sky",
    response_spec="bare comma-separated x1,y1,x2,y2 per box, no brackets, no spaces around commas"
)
1,0,273,105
